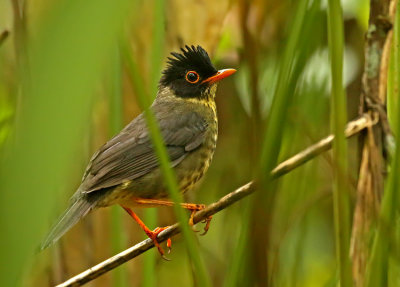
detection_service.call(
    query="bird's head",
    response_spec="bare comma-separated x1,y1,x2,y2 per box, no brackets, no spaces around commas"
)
159,45,236,100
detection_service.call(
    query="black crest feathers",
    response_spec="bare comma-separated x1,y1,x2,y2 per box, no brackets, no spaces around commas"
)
160,45,217,87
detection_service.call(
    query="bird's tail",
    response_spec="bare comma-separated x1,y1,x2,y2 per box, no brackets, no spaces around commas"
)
41,193,95,249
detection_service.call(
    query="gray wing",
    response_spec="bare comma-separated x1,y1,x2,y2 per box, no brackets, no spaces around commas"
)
80,110,208,193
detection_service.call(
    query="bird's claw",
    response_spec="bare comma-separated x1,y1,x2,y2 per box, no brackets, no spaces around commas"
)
147,226,172,260
189,213,201,232
188,208,213,235
200,216,212,236
161,254,171,261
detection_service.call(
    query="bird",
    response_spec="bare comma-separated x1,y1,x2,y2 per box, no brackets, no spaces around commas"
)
41,45,236,258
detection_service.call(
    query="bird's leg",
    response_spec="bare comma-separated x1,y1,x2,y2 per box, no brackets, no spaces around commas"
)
122,206,172,260
133,198,213,235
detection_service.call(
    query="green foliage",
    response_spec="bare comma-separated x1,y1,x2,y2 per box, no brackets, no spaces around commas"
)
0,0,132,285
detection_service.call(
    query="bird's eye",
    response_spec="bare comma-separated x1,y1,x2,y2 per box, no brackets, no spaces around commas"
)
185,71,200,84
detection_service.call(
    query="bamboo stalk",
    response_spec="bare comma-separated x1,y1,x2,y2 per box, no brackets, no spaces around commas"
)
353,0,392,285
366,1,400,286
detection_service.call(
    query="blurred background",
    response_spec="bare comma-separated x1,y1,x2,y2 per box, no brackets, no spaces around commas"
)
0,0,382,286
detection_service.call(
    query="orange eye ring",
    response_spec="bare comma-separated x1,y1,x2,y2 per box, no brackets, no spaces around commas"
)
185,71,200,84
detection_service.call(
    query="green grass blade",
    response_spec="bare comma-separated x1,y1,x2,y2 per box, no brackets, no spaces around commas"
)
227,0,309,285
327,0,352,286
122,40,211,287
109,45,129,287
223,198,252,287
259,0,309,177
0,0,131,285
142,0,166,285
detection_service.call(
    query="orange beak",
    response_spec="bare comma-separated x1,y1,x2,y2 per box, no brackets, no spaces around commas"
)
202,68,237,84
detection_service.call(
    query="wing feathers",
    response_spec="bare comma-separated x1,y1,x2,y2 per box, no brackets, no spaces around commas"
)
81,110,207,193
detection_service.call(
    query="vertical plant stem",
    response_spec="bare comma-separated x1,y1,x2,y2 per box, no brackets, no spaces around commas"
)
142,0,166,285
353,0,391,285
327,0,352,286
258,0,308,176
237,1,264,284
388,0,400,134
122,40,211,287
223,198,252,287
109,45,128,287
367,2,400,286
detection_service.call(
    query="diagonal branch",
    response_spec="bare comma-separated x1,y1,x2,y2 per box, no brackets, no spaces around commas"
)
56,113,377,287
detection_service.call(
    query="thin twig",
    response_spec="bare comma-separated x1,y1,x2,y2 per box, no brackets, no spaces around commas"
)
56,113,376,287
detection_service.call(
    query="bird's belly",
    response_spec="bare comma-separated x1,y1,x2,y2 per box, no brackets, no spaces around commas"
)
175,145,215,194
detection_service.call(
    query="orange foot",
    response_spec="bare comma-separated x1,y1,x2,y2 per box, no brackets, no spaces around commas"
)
145,226,172,260
133,198,214,235
186,204,213,236
122,206,172,260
